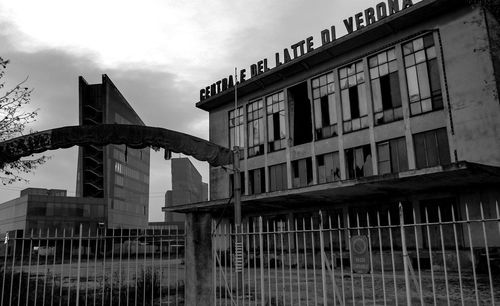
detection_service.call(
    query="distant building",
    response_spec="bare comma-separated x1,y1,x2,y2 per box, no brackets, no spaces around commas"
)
0,188,105,235
76,75,150,228
164,158,208,225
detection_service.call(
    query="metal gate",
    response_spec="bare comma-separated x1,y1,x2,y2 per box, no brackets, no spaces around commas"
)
0,226,185,306
212,201,500,305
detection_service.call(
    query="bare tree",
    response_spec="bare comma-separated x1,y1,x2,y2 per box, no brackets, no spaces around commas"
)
0,57,47,185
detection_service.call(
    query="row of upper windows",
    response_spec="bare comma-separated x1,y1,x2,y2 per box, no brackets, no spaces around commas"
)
228,33,443,157
114,162,149,184
231,128,450,196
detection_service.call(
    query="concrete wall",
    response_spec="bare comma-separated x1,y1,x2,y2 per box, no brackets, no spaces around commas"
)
439,7,500,167
0,197,27,233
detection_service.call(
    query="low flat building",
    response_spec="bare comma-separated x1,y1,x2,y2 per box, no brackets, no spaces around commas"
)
0,188,106,236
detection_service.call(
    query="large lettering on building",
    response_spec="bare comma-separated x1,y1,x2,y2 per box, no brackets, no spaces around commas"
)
199,0,414,101
0,124,233,167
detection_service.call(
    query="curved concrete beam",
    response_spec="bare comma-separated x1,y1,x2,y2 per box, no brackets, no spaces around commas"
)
0,124,232,167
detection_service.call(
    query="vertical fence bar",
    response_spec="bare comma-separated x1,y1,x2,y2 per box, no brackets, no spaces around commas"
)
310,216,318,306
34,229,41,306
42,229,49,306
25,229,34,306
465,204,480,306
68,228,75,306
126,229,131,306
76,224,83,306
412,207,424,306
110,229,116,306
253,221,259,306
247,222,252,305
287,219,293,306
366,212,376,306
450,205,464,306
346,212,355,305
101,229,107,306
93,227,98,306
355,212,366,306
8,230,18,306
376,211,387,306
327,216,338,306
166,227,171,306
118,228,123,306
338,214,346,306
1,230,8,306
302,218,309,306
212,223,216,306
273,219,278,304
295,219,301,306
85,228,91,306
259,217,266,305
400,203,412,306
17,229,25,306
159,228,163,306
142,229,147,306
387,210,398,306
60,229,66,306
437,206,450,306
479,201,495,305
319,212,328,306
424,207,437,305
51,229,58,306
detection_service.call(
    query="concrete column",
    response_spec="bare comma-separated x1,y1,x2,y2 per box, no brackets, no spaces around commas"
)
185,212,213,306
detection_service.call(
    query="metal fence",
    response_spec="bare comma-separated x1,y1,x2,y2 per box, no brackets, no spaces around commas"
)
0,226,185,306
212,201,500,305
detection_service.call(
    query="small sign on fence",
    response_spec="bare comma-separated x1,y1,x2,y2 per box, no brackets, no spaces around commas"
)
351,235,370,273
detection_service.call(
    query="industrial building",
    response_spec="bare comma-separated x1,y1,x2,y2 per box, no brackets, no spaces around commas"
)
76,75,150,228
0,188,105,235
169,0,500,249
163,157,208,229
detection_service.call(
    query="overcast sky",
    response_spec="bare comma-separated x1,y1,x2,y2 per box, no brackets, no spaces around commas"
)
0,0,421,222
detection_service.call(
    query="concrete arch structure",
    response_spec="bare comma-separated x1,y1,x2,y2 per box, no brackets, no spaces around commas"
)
0,124,233,168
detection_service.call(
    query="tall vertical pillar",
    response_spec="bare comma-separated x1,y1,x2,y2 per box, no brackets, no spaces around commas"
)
185,212,213,306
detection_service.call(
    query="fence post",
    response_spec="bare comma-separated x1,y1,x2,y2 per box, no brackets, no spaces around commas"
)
399,203,412,306
185,212,214,306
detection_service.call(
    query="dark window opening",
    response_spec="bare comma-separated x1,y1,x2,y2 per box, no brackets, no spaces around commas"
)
348,87,360,118
249,168,265,195
269,163,287,192
266,92,286,153
292,158,313,188
414,128,450,169
377,137,408,175
317,152,341,183
288,82,312,146
345,144,373,179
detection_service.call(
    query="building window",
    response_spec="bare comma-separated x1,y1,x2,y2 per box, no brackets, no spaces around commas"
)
403,33,443,116
292,157,313,188
369,48,403,125
249,168,265,195
247,100,264,157
340,61,368,133
269,163,287,192
317,151,341,183
312,72,337,140
345,144,373,179
377,137,408,175
114,162,123,174
229,107,245,149
266,92,286,152
414,128,450,169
